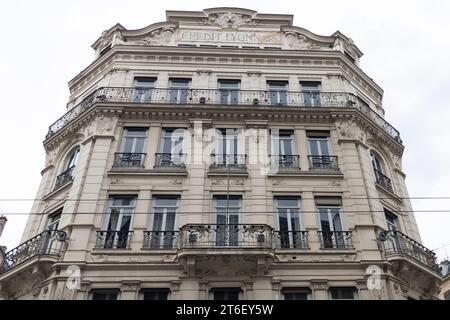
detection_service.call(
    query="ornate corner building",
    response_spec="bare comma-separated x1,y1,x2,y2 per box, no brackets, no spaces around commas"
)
0,8,442,300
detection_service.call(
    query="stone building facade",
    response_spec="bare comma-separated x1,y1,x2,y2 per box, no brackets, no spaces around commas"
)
0,8,442,300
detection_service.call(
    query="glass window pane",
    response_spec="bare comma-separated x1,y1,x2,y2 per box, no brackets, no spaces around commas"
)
309,140,319,155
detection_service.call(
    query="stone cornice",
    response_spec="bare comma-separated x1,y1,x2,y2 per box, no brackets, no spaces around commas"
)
43,103,403,158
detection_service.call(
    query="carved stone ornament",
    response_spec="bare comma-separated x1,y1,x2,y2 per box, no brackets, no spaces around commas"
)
337,119,367,142
284,32,320,50
202,12,258,29
138,27,175,46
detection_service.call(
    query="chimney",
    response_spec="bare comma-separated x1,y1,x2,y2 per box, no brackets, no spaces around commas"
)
0,215,7,239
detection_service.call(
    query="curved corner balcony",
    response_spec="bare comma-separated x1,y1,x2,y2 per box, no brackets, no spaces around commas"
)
0,230,67,277
46,88,402,144
378,230,441,275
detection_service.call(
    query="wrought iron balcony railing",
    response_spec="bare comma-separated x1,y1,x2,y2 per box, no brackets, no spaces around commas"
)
95,230,133,249
154,153,186,168
0,230,67,274
54,165,75,190
142,231,179,249
179,224,273,249
210,154,247,170
113,153,146,168
318,231,353,249
378,230,439,272
274,231,309,249
46,87,402,144
269,155,300,169
308,155,339,170
374,169,393,193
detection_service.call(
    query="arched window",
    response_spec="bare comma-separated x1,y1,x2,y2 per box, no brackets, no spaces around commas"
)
54,146,80,190
65,147,80,170
370,151,393,192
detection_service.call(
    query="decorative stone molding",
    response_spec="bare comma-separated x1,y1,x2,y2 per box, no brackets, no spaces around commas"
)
211,178,245,186
202,12,259,29
137,27,176,46
310,279,329,290
284,32,320,50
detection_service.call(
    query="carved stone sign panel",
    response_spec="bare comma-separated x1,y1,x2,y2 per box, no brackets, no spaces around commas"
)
179,29,282,45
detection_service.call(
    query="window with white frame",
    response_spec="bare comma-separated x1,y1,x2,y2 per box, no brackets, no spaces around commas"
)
218,79,240,104
116,128,148,167
274,197,305,248
133,77,156,102
149,197,179,249
316,197,347,248
300,81,321,107
270,130,295,168
267,80,288,106
101,196,136,249
169,78,191,104
157,128,186,166
329,287,358,300
65,147,80,170
121,128,147,154
213,196,241,247
214,128,244,167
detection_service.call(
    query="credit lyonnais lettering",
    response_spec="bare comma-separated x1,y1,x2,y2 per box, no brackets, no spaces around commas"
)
179,30,282,45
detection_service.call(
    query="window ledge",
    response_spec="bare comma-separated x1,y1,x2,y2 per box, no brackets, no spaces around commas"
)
107,169,188,176
43,181,73,200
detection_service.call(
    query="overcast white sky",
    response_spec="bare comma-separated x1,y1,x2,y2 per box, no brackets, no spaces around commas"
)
0,0,449,261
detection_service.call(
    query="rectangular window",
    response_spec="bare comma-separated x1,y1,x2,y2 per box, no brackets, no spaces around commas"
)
300,81,321,107
267,81,288,106
271,130,295,168
133,77,156,102
90,289,120,300
210,288,242,300
274,197,305,248
271,130,294,156
140,289,170,300
116,128,147,167
282,288,311,300
384,209,398,231
121,128,147,154
329,287,357,300
169,78,191,104
317,198,348,248
160,128,185,154
100,196,136,249
213,196,241,247
215,128,243,167
47,209,62,231
218,80,240,104
307,131,335,169
149,197,179,249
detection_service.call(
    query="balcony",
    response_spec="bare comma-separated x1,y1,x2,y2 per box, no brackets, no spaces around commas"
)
308,155,339,171
274,231,309,249
0,230,67,275
318,231,353,249
374,169,393,193
269,155,300,170
46,87,402,145
142,231,179,250
209,154,247,173
179,224,273,249
113,153,146,168
379,230,439,273
54,166,75,190
95,230,133,250
154,153,186,169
